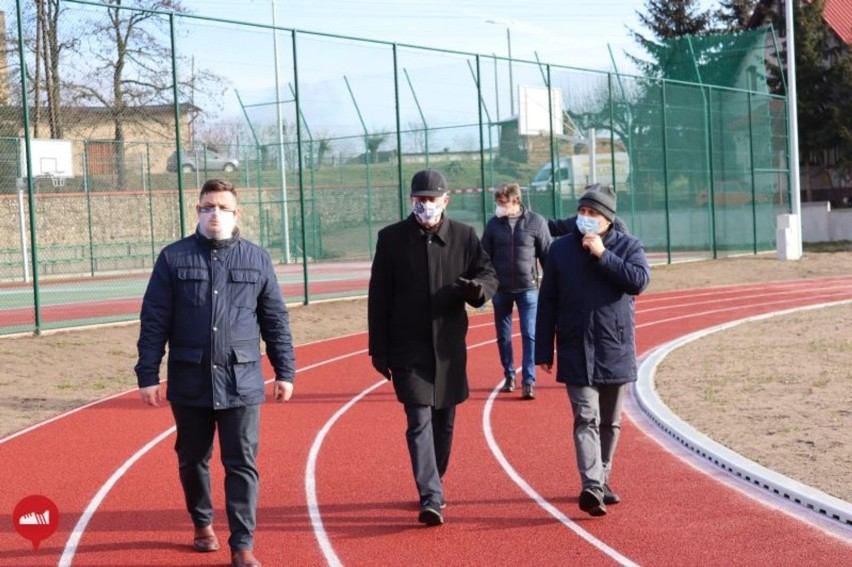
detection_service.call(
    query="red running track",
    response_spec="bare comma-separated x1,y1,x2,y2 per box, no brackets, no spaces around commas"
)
1,277,851,566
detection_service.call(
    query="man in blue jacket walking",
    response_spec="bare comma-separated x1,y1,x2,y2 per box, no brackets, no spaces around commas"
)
136,179,295,567
481,182,551,399
535,183,650,517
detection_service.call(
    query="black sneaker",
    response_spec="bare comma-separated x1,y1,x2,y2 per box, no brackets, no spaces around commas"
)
522,384,535,400
419,498,447,509
500,377,516,393
418,503,444,526
603,483,620,505
578,488,607,517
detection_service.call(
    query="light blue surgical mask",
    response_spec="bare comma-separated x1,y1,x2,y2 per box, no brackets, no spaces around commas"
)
576,214,600,235
412,200,444,226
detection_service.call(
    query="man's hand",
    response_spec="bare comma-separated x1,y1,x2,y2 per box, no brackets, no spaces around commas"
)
273,380,293,402
371,355,392,380
538,363,553,374
139,384,162,407
582,233,605,258
454,277,484,301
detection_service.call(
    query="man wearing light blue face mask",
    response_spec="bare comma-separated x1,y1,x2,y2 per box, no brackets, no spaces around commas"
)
535,183,650,518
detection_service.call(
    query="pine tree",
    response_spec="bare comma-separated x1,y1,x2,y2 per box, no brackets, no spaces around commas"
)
714,0,757,32
628,0,714,77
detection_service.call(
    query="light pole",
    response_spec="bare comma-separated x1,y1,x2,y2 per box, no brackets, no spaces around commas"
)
785,0,803,260
486,20,514,116
271,0,290,263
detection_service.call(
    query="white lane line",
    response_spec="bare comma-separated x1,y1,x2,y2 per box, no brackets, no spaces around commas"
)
478,286,852,563
1,387,138,445
636,282,852,315
57,346,369,566
308,335,639,567
637,289,852,328
482,376,640,567
58,427,175,567
306,371,381,567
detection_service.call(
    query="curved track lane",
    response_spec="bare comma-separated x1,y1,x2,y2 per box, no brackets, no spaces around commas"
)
1,278,851,565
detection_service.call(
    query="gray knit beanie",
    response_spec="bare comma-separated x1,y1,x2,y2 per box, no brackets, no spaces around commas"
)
578,183,616,222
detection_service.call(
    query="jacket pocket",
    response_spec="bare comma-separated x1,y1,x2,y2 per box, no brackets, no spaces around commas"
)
167,346,205,398
177,267,209,307
230,269,261,309
232,345,264,395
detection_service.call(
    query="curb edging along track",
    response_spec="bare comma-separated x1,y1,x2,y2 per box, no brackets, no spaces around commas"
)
633,300,852,530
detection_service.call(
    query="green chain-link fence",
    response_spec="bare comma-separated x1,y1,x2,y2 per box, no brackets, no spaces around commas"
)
0,0,790,334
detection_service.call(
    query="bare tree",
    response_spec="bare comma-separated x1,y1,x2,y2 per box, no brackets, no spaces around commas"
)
55,1,223,187
366,132,387,163
18,0,70,138
194,117,246,154
316,136,332,169
404,120,433,155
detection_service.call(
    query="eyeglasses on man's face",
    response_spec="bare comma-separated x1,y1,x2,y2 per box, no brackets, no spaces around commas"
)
198,205,236,214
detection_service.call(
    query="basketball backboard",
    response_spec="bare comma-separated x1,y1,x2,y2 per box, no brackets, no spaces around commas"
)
20,139,74,179
518,85,563,137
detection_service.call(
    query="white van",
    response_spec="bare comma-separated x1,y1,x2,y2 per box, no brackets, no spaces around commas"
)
530,152,630,197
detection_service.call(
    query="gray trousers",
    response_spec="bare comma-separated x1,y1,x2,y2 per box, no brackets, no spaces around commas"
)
171,403,260,552
566,384,625,493
403,404,456,507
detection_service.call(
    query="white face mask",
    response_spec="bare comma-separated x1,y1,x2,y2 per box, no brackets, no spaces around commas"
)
412,200,445,226
495,205,509,218
576,214,601,235
199,207,237,240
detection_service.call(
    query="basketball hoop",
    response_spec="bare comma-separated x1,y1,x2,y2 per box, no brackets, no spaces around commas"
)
46,172,66,188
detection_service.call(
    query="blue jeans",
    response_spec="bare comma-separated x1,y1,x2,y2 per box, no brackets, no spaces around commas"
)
492,289,538,385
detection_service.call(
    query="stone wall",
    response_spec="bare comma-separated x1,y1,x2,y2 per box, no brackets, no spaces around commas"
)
0,182,406,281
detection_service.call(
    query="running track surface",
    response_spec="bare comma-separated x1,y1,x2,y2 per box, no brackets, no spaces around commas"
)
2,277,851,566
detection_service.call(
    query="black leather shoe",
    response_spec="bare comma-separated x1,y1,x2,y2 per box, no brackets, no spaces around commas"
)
418,503,444,526
522,384,535,400
603,483,621,505
578,488,607,517
500,377,516,393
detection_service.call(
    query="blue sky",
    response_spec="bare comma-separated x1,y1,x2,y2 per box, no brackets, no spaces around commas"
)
179,0,719,76
158,0,722,142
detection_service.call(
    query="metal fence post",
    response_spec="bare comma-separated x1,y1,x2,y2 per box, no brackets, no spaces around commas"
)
83,142,95,277
16,0,42,333
661,81,672,264
169,12,186,238
393,44,405,220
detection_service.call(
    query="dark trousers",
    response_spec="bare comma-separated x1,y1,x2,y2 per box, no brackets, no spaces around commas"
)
403,404,456,506
171,403,261,552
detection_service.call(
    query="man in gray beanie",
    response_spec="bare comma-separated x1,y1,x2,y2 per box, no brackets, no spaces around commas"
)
577,183,617,222
547,183,628,236
535,182,650,517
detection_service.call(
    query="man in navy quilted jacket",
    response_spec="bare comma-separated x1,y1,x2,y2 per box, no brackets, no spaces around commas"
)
481,182,552,400
535,183,650,518
135,179,295,567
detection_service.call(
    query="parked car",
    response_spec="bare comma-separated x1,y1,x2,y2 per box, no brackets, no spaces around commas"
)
530,152,630,198
166,148,240,173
